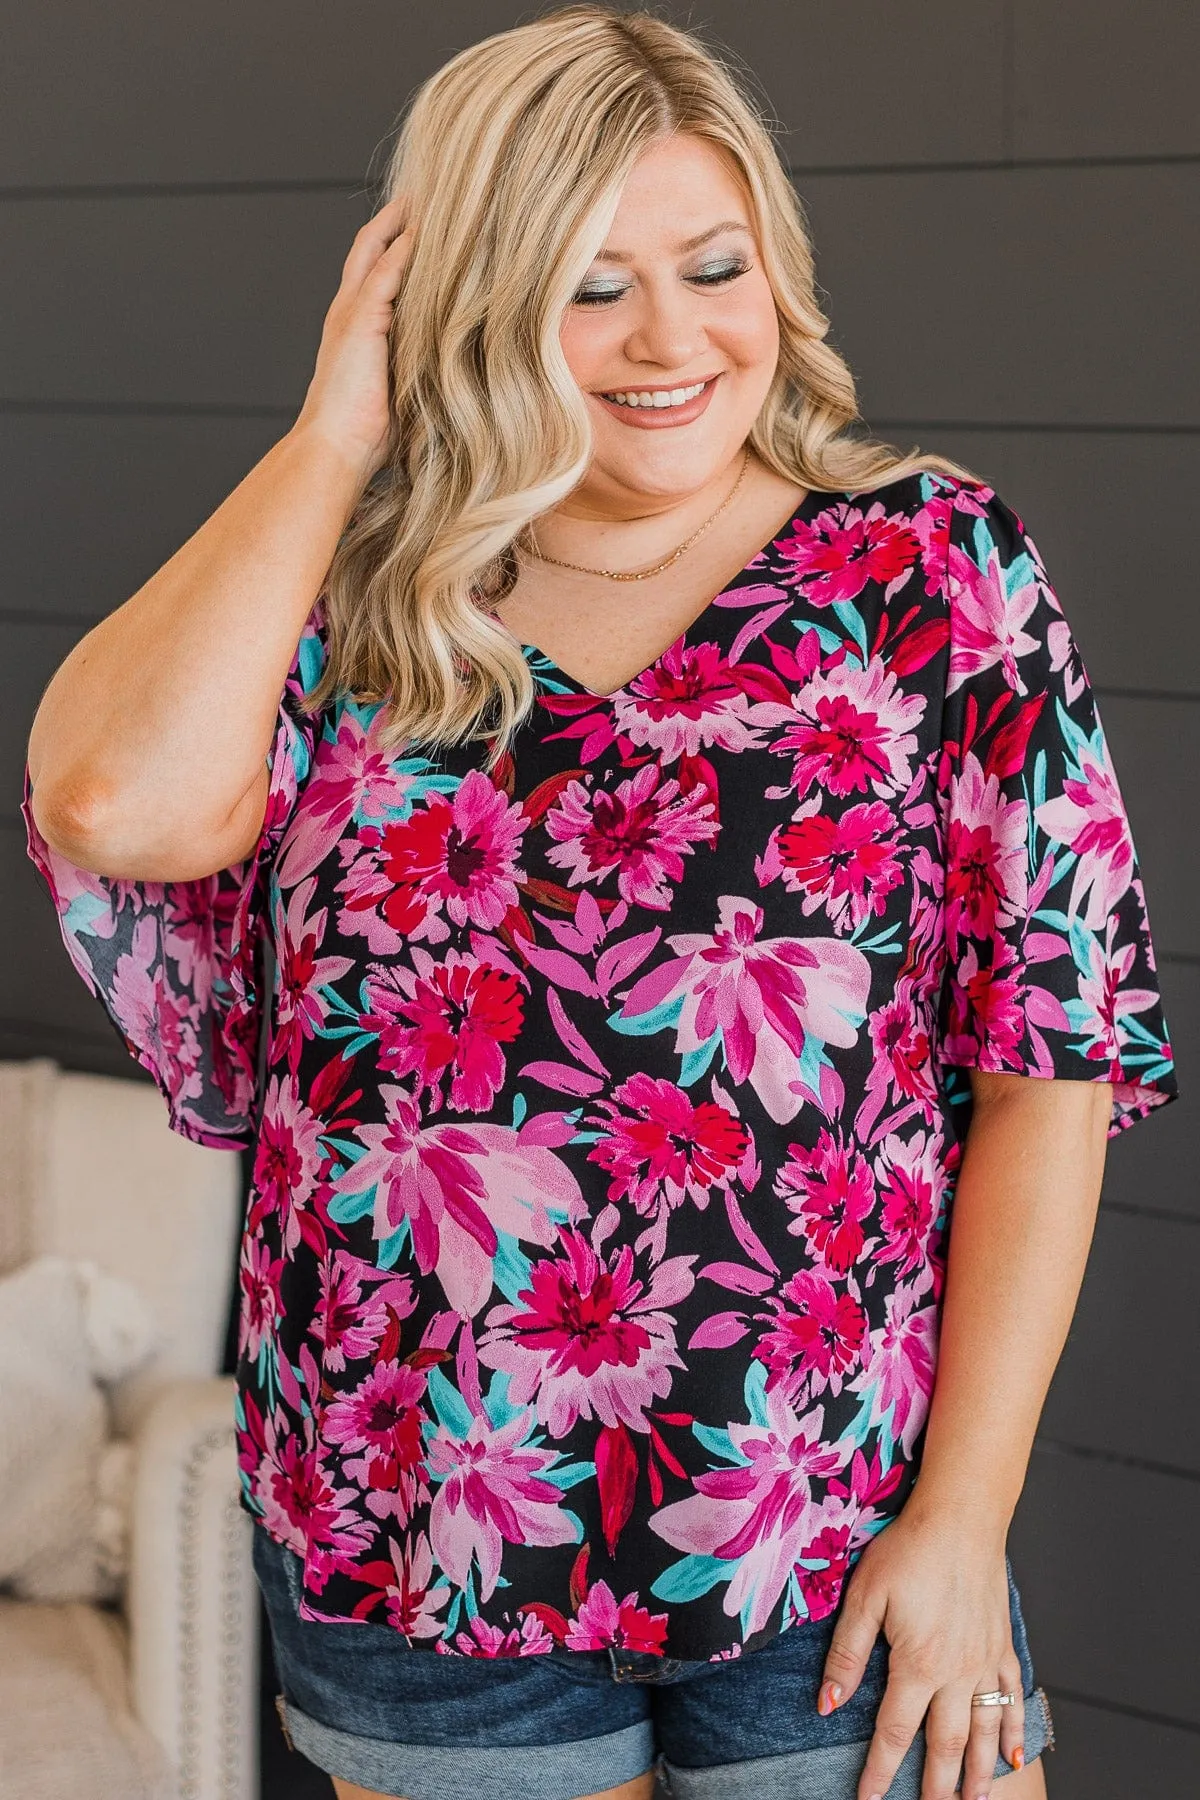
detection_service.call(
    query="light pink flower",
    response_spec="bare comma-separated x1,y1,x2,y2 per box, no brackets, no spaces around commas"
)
564,1579,669,1653
618,896,871,1124
611,640,771,760
648,1392,850,1636
946,529,1042,696
944,752,1028,956
426,1407,580,1601
1035,741,1135,927
873,1130,944,1277
850,1280,939,1459
384,1530,453,1640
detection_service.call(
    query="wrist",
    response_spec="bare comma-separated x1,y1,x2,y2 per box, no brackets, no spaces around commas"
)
282,415,378,511
902,1472,1014,1555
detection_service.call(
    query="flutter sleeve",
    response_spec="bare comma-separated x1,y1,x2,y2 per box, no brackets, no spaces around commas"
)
934,481,1178,1137
21,597,329,1150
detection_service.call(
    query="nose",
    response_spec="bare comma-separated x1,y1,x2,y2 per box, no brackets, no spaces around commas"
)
621,277,707,374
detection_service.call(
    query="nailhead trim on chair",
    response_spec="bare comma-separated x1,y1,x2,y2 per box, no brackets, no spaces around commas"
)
176,1425,249,1800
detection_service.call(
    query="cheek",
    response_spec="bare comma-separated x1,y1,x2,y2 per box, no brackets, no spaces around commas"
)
559,311,621,389
719,282,780,376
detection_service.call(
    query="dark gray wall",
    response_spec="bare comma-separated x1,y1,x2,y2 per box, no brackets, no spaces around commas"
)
3,5,1196,1794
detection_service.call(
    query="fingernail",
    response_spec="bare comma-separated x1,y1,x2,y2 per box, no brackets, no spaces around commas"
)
1012,1745,1025,1770
817,1679,843,1714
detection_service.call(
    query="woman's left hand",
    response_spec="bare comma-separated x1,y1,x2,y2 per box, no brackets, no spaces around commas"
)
816,1504,1026,1800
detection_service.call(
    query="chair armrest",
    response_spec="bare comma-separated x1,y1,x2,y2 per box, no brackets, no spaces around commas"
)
127,1378,259,1800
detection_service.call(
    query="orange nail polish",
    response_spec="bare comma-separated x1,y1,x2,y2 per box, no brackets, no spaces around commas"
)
1012,1745,1025,1771
817,1680,843,1714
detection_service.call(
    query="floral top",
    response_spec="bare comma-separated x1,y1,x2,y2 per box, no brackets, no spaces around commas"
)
23,470,1177,1661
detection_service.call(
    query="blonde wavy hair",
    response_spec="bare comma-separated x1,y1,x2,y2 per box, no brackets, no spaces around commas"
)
305,2,984,768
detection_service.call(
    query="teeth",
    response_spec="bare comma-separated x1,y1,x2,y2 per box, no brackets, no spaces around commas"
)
601,381,708,408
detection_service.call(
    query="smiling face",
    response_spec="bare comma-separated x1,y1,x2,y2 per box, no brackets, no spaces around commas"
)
558,132,781,517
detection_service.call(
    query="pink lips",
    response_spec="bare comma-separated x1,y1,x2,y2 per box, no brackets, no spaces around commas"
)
593,375,719,429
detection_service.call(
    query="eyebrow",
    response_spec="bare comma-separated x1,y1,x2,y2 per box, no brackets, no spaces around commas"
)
593,221,754,263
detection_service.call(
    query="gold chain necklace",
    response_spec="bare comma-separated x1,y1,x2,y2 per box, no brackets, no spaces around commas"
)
522,446,752,582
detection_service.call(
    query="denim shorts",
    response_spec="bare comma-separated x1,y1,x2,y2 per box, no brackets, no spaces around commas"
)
252,1525,1053,1800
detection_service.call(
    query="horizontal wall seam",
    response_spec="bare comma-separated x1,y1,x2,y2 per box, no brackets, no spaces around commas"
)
1101,1199,1200,1228
869,419,1200,436
0,399,295,418
1041,1683,1200,1737
1035,1435,1200,1485
0,152,1197,201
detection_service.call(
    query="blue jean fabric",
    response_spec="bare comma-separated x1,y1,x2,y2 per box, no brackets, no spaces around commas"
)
252,1525,1053,1800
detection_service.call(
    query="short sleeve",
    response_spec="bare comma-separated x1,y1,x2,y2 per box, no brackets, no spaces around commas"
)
21,598,329,1150
934,482,1178,1137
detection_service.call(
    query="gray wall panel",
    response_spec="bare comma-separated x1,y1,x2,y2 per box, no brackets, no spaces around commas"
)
1039,1694,1197,1798
1010,1447,1199,1725
1014,1,1200,161
0,3,1005,189
0,189,362,407
800,163,1199,427
1039,1209,1200,1470
0,413,285,623
1091,696,1199,961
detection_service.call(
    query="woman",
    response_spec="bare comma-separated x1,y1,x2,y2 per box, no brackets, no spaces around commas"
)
22,8,1177,1800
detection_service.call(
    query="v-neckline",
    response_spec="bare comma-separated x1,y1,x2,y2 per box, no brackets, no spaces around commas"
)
496,484,835,701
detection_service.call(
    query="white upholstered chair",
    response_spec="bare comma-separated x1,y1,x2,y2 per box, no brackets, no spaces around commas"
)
0,1056,259,1800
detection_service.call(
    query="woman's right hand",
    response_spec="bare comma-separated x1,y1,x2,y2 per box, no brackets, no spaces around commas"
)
292,193,417,487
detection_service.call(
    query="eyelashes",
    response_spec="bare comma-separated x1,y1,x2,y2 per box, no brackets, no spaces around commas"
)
571,260,752,308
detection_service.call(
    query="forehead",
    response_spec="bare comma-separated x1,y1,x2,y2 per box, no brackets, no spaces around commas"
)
601,134,752,250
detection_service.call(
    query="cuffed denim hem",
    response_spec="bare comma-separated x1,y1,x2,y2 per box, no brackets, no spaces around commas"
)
278,1692,657,1800
660,1685,1053,1800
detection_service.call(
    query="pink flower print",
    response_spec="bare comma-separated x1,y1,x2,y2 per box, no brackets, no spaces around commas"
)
274,876,356,1077
564,1579,670,1653
477,1228,695,1438
773,659,926,800
333,1082,586,1317
257,1429,374,1574
1035,741,1136,928
774,800,904,933
941,939,1028,1071
426,1408,580,1601
588,1073,748,1218
275,706,423,889
110,912,206,1106
850,1280,938,1459
873,1131,943,1277
795,1520,853,1622
323,1359,431,1523
441,1613,557,1657
544,762,718,910
238,1235,284,1361
384,1530,453,1641
754,1269,867,1403
366,947,524,1113
251,1074,328,1253
774,499,921,607
376,768,528,935
946,527,1042,696
312,1251,415,1372
619,896,871,1124
866,993,937,1111
611,640,770,760
944,752,1029,957
648,1392,850,1636
775,1129,876,1274
1075,916,1163,1079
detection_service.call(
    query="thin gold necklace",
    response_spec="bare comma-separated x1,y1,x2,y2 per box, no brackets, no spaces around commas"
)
522,446,752,582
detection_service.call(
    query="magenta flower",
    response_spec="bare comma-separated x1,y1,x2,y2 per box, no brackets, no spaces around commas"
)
477,1227,694,1438
753,1268,867,1403
774,498,921,607
545,761,718,910
775,1128,876,1273
772,659,926,800
943,752,1029,956
365,945,525,1113
383,1530,452,1641
611,639,771,760
873,1130,943,1277
564,1578,669,1653
323,1359,431,1523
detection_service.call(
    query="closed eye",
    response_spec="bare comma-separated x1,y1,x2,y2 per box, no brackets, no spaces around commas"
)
571,260,752,307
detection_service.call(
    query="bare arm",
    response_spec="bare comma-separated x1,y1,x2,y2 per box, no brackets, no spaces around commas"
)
821,1070,1111,1800
27,195,417,883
